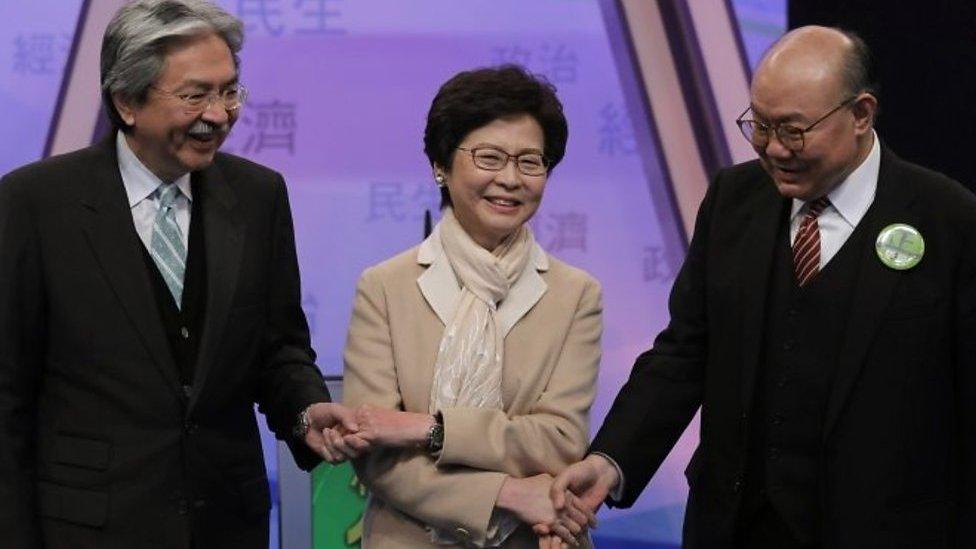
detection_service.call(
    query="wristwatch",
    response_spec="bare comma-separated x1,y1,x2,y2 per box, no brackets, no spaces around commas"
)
293,404,313,439
426,412,444,453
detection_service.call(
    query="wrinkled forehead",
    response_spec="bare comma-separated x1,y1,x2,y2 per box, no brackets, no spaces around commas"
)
749,64,844,123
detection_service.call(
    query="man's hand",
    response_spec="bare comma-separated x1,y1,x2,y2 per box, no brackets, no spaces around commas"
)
553,454,619,514
533,454,618,544
304,402,370,463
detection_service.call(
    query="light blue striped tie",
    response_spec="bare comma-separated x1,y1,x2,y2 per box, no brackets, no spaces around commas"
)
149,183,187,308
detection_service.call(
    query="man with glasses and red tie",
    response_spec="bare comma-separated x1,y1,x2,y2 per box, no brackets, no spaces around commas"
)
0,2,364,548
540,25,976,549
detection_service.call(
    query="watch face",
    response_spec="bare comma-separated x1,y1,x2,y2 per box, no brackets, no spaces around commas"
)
430,424,444,450
294,409,310,439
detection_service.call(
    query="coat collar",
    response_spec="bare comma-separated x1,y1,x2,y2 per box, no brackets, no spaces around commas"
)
80,136,183,396
416,223,549,338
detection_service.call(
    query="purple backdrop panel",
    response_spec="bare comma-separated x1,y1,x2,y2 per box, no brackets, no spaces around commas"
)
0,0,83,174
730,0,787,72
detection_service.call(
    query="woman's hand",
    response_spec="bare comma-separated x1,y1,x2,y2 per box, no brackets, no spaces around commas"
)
353,405,435,448
496,474,562,529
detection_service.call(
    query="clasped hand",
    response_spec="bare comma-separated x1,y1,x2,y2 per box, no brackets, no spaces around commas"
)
531,454,620,548
311,404,434,462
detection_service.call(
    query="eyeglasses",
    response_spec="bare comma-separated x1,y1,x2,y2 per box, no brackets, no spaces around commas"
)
736,96,856,152
457,146,550,176
151,84,248,114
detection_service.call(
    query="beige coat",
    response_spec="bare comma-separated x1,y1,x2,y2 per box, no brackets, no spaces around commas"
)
343,231,602,548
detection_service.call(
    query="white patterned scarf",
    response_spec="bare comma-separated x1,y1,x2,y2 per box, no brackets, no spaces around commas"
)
427,206,534,546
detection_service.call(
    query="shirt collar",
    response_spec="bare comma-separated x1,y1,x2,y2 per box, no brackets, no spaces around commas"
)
116,131,192,208
791,129,880,226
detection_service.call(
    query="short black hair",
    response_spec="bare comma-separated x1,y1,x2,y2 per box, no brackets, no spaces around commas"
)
423,65,569,207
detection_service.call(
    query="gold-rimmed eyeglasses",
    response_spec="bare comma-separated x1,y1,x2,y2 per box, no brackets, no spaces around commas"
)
457,146,550,176
735,96,856,152
151,84,248,114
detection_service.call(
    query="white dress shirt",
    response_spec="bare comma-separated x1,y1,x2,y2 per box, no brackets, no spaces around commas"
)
789,131,881,267
116,131,192,250
599,131,882,503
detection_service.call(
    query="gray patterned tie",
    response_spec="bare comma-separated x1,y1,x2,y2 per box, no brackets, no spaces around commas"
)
149,183,187,308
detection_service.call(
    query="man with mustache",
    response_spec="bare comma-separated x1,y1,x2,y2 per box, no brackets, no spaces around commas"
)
543,26,976,548
0,1,364,548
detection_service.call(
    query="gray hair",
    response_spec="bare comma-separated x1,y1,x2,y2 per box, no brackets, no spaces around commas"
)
101,0,244,129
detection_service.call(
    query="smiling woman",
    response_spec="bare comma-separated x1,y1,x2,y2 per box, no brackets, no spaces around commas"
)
334,65,602,548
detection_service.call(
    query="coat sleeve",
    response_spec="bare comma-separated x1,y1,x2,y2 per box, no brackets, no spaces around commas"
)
255,175,331,471
589,171,721,507
343,267,508,546
435,277,602,478
0,176,44,547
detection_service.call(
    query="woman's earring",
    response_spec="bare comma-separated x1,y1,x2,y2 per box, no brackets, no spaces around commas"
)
434,174,446,187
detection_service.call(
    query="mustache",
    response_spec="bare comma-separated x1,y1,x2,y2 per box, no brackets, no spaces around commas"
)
187,120,229,137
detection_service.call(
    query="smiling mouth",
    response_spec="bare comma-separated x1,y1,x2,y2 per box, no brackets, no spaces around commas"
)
187,122,226,144
485,197,522,207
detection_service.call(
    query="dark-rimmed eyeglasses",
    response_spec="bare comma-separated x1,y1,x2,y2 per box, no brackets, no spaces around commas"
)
457,146,550,177
151,84,248,114
736,96,856,152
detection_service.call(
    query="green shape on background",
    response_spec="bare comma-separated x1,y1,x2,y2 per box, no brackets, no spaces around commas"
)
312,461,368,548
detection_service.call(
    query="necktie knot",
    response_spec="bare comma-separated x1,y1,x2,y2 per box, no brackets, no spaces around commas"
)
805,196,831,219
157,183,181,210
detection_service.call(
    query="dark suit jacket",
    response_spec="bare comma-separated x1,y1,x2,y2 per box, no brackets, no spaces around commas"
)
591,147,976,548
0,136,330,548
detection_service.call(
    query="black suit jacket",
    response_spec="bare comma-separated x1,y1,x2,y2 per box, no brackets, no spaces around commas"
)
591,147,976,548
0,136,330,548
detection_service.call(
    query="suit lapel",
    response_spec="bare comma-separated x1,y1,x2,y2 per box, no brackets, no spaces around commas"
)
416,226,460,326
189,161,243,410
822,150,917,441
80,138,181,393
496,243,548,338
738,184,789,412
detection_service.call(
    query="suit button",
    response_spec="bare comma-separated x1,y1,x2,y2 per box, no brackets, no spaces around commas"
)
193,499,206,509
177,499,188,515
732,477,744,494
180,326,190,339
455,527,470,539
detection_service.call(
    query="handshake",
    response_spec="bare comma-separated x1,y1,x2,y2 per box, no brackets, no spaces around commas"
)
528,454,621,548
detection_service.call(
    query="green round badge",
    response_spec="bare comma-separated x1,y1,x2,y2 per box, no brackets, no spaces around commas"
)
875,223,924,270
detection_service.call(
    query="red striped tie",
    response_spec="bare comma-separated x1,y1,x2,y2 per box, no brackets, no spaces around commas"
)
793,197,831,287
